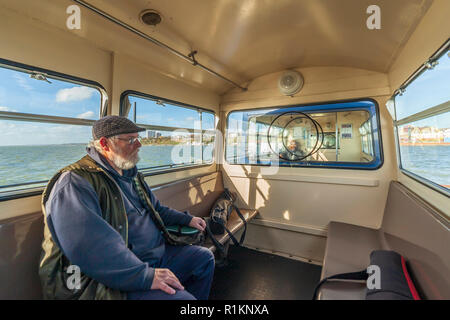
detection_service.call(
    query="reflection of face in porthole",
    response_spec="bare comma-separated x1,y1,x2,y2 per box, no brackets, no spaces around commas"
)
268,112,323,162
279,140,305,160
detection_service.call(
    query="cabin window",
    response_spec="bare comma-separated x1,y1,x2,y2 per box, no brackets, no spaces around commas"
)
120,92,215,174
393,42,450,193
0,59,105,198
225,99,383,169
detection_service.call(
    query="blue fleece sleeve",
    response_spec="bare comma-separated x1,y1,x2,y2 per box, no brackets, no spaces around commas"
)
45,172,154,292
144,183,193,226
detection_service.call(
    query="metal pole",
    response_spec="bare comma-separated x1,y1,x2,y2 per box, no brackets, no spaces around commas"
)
72,0,247,91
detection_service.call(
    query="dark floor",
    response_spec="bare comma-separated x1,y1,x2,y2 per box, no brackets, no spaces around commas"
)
209,246,322,300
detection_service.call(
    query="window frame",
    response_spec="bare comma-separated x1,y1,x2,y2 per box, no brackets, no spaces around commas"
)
0,58,108,201
391,40,450,197
119,90,217,176
225,98,384,170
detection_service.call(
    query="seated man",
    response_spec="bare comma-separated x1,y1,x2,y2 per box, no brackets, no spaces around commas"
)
39,115,214,300
279,140,305,161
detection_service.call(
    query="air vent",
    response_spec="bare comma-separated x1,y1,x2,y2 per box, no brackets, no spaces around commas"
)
139,10,162,26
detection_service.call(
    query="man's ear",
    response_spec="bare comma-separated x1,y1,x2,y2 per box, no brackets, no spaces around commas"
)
99,137,110,151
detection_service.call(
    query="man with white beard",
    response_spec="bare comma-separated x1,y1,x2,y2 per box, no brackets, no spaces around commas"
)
39,116,214,300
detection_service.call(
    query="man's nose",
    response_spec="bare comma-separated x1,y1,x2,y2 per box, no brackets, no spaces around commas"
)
135,139,142,148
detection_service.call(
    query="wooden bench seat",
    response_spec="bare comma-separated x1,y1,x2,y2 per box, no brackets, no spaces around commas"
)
203,209,258,252
318,181,450,300
152,171,258,252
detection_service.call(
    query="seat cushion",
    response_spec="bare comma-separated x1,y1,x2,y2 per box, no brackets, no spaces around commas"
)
319,221,383,300
0,212,43,299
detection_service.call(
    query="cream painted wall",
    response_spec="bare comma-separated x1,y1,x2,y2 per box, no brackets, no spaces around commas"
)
109,53,220,116
0,0,446,262
387,0,450,218
0,4,221,218
0,5,112,94
398,173,449,218
388,0,450,91
221,95,395,231
109,53,221,187
219,67,397,262
221,67,391,111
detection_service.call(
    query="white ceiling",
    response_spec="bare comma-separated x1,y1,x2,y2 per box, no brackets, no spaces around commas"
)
85,0,433,94
2,0,434,94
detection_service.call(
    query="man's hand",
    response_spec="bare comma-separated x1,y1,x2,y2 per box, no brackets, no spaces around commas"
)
151,268,184,295
189,217,206,231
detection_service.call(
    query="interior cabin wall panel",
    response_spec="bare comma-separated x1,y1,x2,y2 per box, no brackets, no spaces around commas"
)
0,196,41,221
398,173,450,218
388,0,450,92
221,67,391,111
0,5,111,220
221,95,396,230
237,224,327,266
220,67,397,261
110,53,220,117
111,53,221,187
387,0,450,218
0,0,230,95
0,3,222,217
0,4,112,94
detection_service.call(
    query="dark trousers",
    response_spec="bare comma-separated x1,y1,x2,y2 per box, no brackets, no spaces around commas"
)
127,245,215,300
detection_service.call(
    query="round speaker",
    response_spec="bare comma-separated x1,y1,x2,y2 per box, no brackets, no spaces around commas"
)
139,10,162,26
278,70,304,96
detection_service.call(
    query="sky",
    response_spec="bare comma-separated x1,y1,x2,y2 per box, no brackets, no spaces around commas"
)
0,67,214,146
395,51,450,128
0,67,100,146
127,95,215,132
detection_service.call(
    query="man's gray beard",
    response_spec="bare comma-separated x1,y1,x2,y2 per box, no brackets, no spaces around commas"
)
111,153,140,170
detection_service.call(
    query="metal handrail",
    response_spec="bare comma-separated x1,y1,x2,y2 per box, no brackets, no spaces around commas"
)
0,110,96,126
0,180,47,189
72,0,247,92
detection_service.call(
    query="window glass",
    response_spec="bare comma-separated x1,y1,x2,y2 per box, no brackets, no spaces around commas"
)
395,54,450,120
0,66,100,119
0,62,102,195
122,93,215,171
126,95,199,129
398,113,450,189
394,48,450,191
0,121,92,192
225,100,382,169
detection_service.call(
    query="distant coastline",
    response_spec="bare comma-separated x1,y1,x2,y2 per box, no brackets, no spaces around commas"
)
400,142,450,146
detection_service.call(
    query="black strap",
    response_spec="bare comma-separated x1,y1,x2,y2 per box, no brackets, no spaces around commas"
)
312,270,368,300
216,218,240,246
204,217,226,255
232,205,246,245
223,188,247,245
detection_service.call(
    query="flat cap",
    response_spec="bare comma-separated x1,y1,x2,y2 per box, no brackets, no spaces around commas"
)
92,115,145,140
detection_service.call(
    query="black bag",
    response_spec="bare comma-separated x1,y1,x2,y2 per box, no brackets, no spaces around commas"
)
207,189,247,248
312,250,421,300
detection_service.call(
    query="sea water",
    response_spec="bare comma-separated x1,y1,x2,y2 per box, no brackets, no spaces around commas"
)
0,144,448,191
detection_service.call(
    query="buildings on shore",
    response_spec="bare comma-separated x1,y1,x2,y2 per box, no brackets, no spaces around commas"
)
399,125,450,144
146,130,162,139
